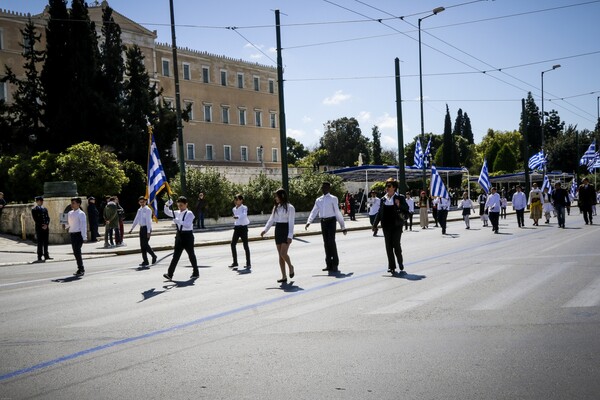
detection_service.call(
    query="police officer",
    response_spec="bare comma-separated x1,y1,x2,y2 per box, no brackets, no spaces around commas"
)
31,196,51,262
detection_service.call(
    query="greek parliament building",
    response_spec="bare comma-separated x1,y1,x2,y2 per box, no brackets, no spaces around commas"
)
0,2,283,181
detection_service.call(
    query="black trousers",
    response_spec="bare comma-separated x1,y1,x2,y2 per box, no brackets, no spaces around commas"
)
489,211,500,232
139,226,156,264
36,227,49,258
90,219,99,241
581,205,593,224
231,225,251,266
404,213,413,230
70,233,84,270
382,225,403,270
168,231,198,276
321,218,339,271
515,209,525,227
437,209,448,233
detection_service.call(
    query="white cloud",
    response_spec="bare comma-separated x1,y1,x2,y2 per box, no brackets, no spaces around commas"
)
322,90,351,105
357,111,371,124
302,116,313,124
287,128,306,139
381,134,398,148
375,113,397,130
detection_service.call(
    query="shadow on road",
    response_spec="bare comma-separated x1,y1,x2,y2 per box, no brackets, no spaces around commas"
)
266,281,304,292
384,271,426,281
138,287,167,302
163,278,197,289
51,276,83,283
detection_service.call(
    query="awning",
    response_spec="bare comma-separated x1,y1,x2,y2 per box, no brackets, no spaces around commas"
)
327,165,466,183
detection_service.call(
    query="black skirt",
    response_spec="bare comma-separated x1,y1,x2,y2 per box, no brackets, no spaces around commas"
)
274,223,289,244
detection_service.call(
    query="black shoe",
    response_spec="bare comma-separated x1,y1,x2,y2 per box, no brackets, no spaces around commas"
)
139,262,149,267
34,258,45,263
387,268,395,273
190,274,199,279
442,229,446,235
243,265,252,270
229,263,239,268
151,256,157,265
289,268,295,279
277,278,287,283
322,267,330,272
399,264,404,271
74,270,85,277
163,273,172,281
45,256,53,260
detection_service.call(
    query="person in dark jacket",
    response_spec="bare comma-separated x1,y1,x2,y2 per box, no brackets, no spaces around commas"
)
551,182,570,228
87,197,100,242
578,178,596,225
31,196,51,262
372,178,409,274
195,192,207,229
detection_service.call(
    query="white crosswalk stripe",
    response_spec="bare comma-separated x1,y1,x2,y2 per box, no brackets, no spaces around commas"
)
563,275,600,308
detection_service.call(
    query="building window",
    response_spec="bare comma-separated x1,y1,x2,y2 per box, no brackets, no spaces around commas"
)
240,146,248,162
186,143,195,160
22,32,34,56
184,101,194,120
257,146,263,163
163,98,174,109
0,29,4,50
220,70,227,86
268,79,275,94
224,145,232,161
270,113,277,128
237,73,244,89
253,76,260,91
202,66,209,83
239,109,246,126
183,63,191,80
272,148,279,163
162,59,170,77
222,107,229,124
0,82,6,102
204,104,212,122
255,110,262,127
206,144,214,161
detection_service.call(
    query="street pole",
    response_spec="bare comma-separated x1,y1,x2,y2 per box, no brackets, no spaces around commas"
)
394,57,406,194
418,6,445,192
522,98,530,194
169,0,186,196
540,65,561,150
275,10,289,194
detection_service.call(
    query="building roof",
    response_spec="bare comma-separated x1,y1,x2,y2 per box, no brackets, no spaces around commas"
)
327,165,466,183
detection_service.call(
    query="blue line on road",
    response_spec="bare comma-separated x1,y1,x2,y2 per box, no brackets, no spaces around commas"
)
0,226,544,382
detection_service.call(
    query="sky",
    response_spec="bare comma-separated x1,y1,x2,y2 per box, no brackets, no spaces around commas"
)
3,0,600,152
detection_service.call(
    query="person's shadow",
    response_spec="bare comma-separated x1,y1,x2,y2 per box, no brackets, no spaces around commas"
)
52,276,82,283
267,281,304,292
163,278,197,289
385,271,426,281
138,288,166,302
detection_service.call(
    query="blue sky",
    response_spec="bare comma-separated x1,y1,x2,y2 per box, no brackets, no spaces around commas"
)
3,0,600,151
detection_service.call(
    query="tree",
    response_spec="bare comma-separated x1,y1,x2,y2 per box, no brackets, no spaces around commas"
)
241,172,281,214
462,112,474,144
477,129,523,173
296,148,329,171
493,144,518,173
371,125,382,164
545,125,593,174
452,108,464,140
289,170,345,212
543,109,564,142
54,142,129,197
520,92,542,157
320,117,370,167
381,149,397,165
443,104,454,166
3,151,58,203
286,137,309,166
1,18,44,154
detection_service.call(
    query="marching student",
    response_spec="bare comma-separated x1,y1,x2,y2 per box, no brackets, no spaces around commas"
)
230,194,251,269
418,191,429,229
404,191,415,231
437,195,451,235
542,187,554,224
129,196,157,268
261,188,295,283
65,197,87,276
511,185,527,228
528,183,543,226
367,190,381,236
485,187,501,233
578,178,595,225
477,190,488,227
458,191,474,229
31,195,51,262
163,196,199,280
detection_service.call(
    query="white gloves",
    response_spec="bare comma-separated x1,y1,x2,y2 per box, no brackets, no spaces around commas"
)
166,199,174,207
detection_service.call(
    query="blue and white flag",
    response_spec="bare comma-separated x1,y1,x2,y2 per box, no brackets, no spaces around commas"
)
478,159,491,194
423,137,431,166
146,129,172,221
541,175,552,194
570,178,578,197
430,165,449,199
589,153,600,171
580,141,596,166
414,139,424,168
528,150,546,171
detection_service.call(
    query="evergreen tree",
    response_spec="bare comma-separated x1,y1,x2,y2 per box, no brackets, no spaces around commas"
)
371,125,382,165
493,144,517,173
1,18,44,153
486,141,501,173
452,108,464,139
543,109,564,142
320,117,370,167
40,0,71,152
520,92,542,157
463,112,474,144
442,104,453,166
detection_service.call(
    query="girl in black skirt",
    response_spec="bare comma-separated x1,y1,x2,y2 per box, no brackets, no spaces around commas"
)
261,188,296,283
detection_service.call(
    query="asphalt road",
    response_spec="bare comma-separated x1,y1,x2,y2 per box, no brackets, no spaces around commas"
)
1,214,599,399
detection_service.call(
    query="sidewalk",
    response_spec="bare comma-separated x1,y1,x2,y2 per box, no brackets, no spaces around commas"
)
0,209,496,267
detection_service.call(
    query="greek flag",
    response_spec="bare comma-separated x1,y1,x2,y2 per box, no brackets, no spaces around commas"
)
528,150,546,171
146,130,172,221
478,159,491,194
430,165,449,199
541,175,552,194
589,154,600,172
414,139,424,168
570,178,577,197
423,137,431,166
580,141,596,167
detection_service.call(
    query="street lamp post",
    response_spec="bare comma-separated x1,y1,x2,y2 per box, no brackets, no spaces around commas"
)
419,6,445,191
540,64,561,150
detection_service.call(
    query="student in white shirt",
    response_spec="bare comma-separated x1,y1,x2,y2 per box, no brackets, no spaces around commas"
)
163,196,199,280
367,190,381,236
230,194,251,269
129,196,157,268
485,187,501,233
261,188,295,283
305,182,347,274
511,185,527,227
404,192,415,231
458,191,474,229
66,197,87,276
437,196,451,235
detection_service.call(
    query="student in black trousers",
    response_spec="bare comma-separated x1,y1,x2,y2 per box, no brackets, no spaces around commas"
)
230,194,251,269
163,196,199,280
66,197,87,276
372,178,409,274
129,196,157,267
32,196,51,262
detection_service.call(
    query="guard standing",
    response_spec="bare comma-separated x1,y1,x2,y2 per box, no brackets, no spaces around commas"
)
31,196,51,262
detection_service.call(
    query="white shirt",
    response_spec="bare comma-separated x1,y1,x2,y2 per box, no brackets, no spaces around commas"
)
164,205,195,231
307,193,345,229
406,197,415,213
367,196,380,216
458,199,473,209
438,197,450,210
528,188,543,205
512,191,527,210
232,204,250,226
131,205,153,233
501,198,507,207
485,193,501,212
263,203,295,239
66,208,87,240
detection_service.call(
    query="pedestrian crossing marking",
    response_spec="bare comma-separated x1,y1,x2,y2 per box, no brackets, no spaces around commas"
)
563,275,600,308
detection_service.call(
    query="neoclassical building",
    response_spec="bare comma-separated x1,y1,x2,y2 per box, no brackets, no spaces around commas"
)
0,1,281,170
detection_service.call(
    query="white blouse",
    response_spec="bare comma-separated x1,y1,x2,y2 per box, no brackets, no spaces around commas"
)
263,204,295,239
232,204,250,226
